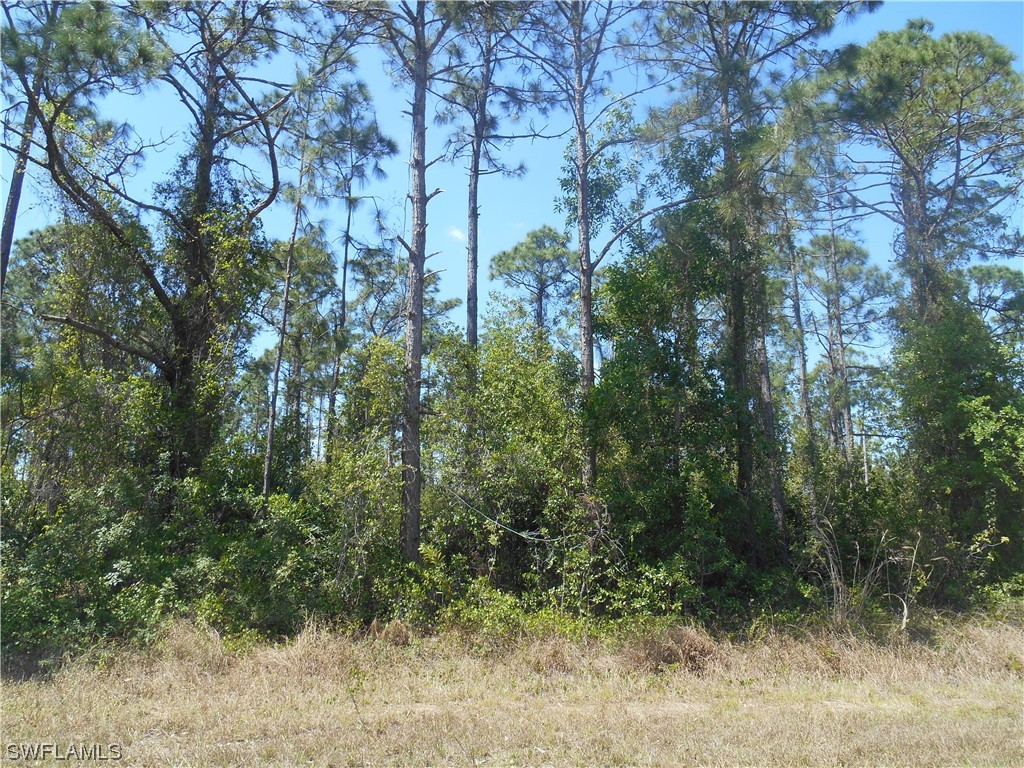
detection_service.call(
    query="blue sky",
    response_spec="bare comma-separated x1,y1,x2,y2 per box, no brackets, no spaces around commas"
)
5,1,1023,340
385,1,1024,331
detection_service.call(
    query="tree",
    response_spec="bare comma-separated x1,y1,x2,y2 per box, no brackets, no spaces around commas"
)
11,0,356,483
833,21,1024,318
651,0,869,563
263,129,312,500
346,244,457,344
779,209,820,520
321,84,397,461
967,264,1024,350
433,2,542,349
892,296,1024,594
594,203,737,582
1,1,60,295
354,1,460,561
799,235,893,462
832,21,1024,592
1,1,162,295
1,219,170,511
262,77,395,497
263,234,339,493
516,0,693,489
490,226,574,331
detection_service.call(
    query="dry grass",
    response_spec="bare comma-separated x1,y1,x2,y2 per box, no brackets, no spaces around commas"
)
623,625,721,674
3,617,1022,767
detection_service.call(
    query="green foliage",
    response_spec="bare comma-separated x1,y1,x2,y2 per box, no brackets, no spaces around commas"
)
423,318,590,611
966,264,1024,355
592,205,746,610
833,21,1024,278
892,296,1024,599
3,3,1022,662
305,336,405,621
3,473,177,654
2,0,162,111
193,494,341,636
489,226,574,330
441,578,531,645
440,578,600,649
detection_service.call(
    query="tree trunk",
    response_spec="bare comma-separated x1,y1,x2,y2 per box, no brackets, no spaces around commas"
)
166,59,222,481
826,342,842,450
262,166,304,498
578,265,597,489
1,64,46,296
325,332,342,465
572,22,597,491
535,285,545,331
0,2,61,295
326,193,355,465
465,56,490,350
824,191,855,468
401,3,429,562
726,250,760,565
261,246,293,497
789,239,819,517
712,57,763,565
466,135,481,349
753,295,788,560
899,167,932,318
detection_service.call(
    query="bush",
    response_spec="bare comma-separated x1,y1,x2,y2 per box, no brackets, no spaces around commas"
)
623,624,720,674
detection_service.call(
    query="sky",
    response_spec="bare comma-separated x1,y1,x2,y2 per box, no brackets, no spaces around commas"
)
4,1,1024,344
362,1,1024,333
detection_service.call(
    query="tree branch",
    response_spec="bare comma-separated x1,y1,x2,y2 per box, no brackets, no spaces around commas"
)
37,313,171,373
593,191,713,269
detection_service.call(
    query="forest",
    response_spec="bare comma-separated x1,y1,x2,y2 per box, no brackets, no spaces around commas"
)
2,0,1023,660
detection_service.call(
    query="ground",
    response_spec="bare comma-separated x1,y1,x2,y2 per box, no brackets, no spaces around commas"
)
3,618,1022,766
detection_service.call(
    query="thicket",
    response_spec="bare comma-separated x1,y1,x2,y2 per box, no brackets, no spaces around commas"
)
2,2,1022,660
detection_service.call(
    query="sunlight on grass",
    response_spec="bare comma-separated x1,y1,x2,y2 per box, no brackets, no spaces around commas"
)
4,617,1022,767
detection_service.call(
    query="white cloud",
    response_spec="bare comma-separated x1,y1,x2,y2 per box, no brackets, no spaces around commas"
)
448,226,466,243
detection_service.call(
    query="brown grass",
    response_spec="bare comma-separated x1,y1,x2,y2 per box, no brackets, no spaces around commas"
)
623,625,721,674
3,617,1022,767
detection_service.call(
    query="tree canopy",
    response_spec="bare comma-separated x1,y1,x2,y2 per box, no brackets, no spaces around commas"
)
2,1,1022,655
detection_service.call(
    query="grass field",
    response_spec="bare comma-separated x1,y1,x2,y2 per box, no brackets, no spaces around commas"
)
3,616,1022,767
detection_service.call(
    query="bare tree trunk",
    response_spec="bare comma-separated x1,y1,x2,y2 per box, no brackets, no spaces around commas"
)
400,3,430,562
1,78,40,295
824,185,855,468
572,27,597,492
325,198,354,465
466,139,481,349
465,80,487,349
262,162,305,498
753,301,788,561
789,238,819,517
0,5,55,296
578,262,597,488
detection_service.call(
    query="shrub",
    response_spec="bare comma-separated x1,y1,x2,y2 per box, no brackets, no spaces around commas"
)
623,624,720,674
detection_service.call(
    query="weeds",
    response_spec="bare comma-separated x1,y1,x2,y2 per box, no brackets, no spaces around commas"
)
623,625,720,674
4,612,1021,767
